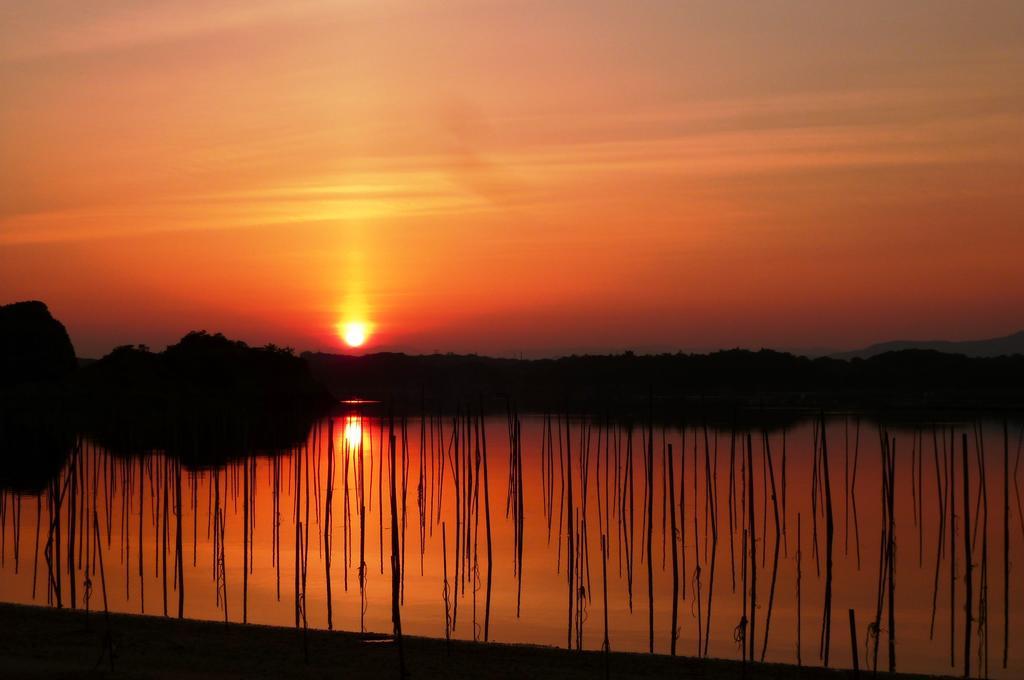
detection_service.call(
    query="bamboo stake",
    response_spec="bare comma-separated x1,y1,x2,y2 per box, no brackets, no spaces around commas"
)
820,414,834,667
760,431,781,662
243,455,249,623
175,460,184,619
481,409,494,642
646,409,655,654
963,432,972,679
849,608,859,678
1003,419,1010,669
601,533,610,680
325,419,334,630
92,510,114,672
703,423,719,658
930,426,948,640
747,431,756,661
668,443,679,655
797,512,802,667
389,421,407,678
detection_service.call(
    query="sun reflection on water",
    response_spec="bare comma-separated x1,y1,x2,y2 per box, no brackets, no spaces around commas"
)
342,416,363,450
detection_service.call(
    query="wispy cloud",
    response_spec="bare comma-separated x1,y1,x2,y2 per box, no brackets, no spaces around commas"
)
2,82,1019,246
0,1,345,63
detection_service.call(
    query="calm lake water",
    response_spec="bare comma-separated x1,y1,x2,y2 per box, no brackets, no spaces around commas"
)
1,413,1021,677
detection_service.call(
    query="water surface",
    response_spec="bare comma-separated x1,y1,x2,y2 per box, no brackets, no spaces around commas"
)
1,413,1020,677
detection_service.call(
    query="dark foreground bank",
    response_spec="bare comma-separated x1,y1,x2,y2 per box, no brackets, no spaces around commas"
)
0,603,951,680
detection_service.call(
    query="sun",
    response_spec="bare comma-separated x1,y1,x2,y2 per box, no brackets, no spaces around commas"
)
339,321,370,348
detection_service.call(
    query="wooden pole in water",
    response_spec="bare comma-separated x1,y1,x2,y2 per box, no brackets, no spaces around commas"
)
848,608,859,678
695,433,703,657
452,415,461,630
192,469,198,570
302,445,311,632
176,460,184,619
728,431,736,593
32,496,41,600
379,420,385,576
647,407,655,654
360,423,368,632
161,459,168,617
389,422,407,678
2,492,7,569
797,512,802,667
516,416,524,618
92,510,114,672
760,431,781,662
68,447,77,610
978,423,989,680
297,521,308,662
325,419,334,630
601,533,610,680
871,453,885,673
668,443,679,655
852,419,862,569
782,429,787,559
565,416,575,649
661,431,667,571
138,456,144,614
919,430,925,569
219,470,229,625
481,408,494,642
243,455,249,624
1004,418,1010,669
1015,425,1024,544
887,437,896,672
274,459,281,601
845,418,850,558
627,425,635,610
741,525,748,674
930,426,947,640
820,413,834,667
747,431,756,662
681,426,686,603
294,450,301,628
951,428,957,669
442,521,451,646
963,432,972,680
401,417,410,605
419,408,427,573
703,423,719,658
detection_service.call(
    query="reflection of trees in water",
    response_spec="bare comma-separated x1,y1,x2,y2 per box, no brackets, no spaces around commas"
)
0,418,76,494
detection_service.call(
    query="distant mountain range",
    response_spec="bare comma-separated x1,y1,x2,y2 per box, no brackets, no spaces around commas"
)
831,330,1024,360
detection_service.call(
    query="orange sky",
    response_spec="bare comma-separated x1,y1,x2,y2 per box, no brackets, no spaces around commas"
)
2,1,1023,357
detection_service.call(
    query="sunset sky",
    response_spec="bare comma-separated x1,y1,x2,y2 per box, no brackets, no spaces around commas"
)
2,1,1022,358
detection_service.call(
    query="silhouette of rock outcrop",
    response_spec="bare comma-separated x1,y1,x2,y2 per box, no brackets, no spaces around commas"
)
0,301,78,491
0,301,76,387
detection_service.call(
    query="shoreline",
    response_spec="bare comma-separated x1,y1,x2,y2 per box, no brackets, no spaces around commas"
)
0,602,953,679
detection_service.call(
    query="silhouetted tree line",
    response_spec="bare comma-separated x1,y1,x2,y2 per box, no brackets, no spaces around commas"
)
1,302,333,486
304,347,1024,418
71,331,333,462
2,299,1022,490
